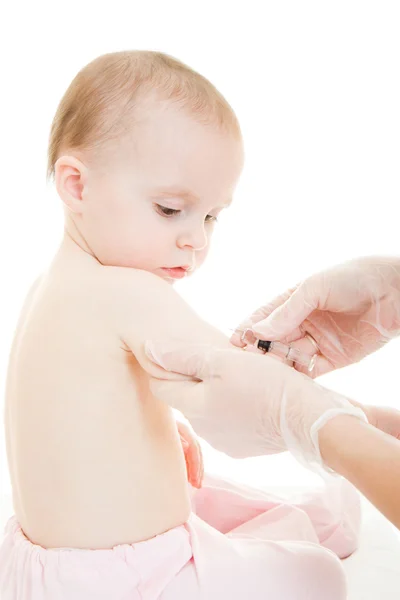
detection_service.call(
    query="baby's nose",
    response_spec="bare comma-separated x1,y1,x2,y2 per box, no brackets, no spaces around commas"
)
177,226,208,251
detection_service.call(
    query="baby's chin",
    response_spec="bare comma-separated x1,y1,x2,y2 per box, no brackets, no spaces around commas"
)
155,272,175,285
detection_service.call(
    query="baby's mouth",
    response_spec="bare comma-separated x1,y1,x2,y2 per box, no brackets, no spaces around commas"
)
160,266,190,280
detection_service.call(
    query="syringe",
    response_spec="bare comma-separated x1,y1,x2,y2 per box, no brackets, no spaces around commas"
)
235,328,318,372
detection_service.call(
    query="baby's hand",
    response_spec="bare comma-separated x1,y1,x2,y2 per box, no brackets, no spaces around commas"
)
176,420,204,489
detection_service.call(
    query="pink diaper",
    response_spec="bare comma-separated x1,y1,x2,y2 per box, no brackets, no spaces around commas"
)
0,517,193,600
0,476,355,600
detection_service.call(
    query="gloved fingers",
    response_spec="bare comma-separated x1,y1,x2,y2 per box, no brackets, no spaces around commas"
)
230,324,251,348
287,334,336,378
242,343,294,368
150,378,204,413
252,281,319,340
176,418,195,437
145,340,213,380
360,296,400,341
230,287,297,347
282,312,364,374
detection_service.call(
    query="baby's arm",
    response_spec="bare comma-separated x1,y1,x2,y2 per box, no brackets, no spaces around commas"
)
111,268,235,450
114,268,231,378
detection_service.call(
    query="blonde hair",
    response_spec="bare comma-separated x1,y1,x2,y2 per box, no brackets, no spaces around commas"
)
47,50,241,181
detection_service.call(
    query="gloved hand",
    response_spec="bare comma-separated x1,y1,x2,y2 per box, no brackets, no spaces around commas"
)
176,418,204,489
146,341,367,472
231,256,400,377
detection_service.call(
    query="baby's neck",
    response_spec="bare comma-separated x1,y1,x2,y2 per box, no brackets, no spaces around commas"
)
53,230,100,271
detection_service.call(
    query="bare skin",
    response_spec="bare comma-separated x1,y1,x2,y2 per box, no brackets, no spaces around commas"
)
319,415,400,530
5,99,243,549
5,234,232,549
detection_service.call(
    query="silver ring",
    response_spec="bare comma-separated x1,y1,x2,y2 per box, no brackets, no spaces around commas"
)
308,353,318,372
305,332,320,352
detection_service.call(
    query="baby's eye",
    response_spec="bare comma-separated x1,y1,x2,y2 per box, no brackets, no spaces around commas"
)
155,204,181,217
205,214,218,223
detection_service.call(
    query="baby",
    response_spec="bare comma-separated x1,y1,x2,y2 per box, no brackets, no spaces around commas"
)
0,51,358,599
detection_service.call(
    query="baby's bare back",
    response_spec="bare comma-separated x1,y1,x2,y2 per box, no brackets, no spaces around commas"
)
5,244,190,549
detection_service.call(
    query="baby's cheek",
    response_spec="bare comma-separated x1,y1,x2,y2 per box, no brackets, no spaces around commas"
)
195,248,209,269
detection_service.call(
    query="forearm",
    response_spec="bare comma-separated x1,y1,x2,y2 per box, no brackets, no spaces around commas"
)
319,415,400,529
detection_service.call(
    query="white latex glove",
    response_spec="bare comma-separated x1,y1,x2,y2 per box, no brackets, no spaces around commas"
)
232,256,400,377
145,341,367,472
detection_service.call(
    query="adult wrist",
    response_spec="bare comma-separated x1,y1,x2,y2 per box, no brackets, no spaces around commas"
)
318,414,368,474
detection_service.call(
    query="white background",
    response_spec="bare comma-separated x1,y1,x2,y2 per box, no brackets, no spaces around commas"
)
1,1,400,502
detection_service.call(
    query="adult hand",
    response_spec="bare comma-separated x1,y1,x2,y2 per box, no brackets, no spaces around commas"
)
146,341,367,470
232,256,400,377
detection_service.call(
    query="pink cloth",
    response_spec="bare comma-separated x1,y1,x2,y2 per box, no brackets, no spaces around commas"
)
0,475,359,599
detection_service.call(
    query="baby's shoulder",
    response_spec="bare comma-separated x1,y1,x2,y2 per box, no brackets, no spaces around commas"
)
96,266,174,323
92,267,176,356
99,266,171,303
17,274,44,318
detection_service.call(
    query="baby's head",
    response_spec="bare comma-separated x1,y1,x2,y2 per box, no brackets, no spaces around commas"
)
48,50,244,281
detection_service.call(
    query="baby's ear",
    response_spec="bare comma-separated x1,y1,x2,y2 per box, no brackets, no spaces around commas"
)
54,155,88,213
